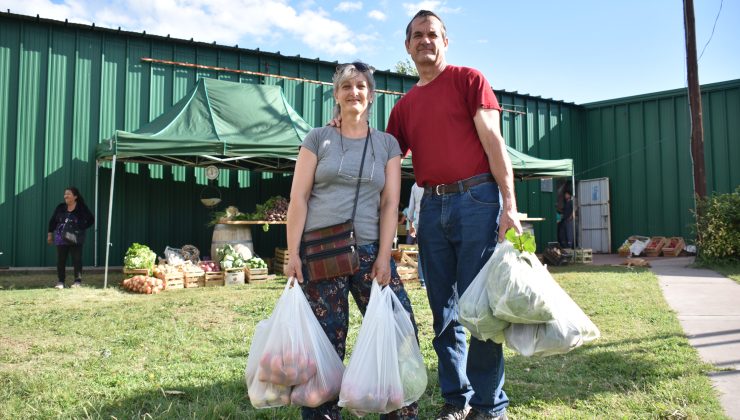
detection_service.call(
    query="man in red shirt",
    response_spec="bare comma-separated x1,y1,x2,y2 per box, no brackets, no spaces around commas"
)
386,10,522,420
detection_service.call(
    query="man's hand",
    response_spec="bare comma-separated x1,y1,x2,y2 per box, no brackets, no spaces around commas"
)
409,225,417,238
498,208,523,242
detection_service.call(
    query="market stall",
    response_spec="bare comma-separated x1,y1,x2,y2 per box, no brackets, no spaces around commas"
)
95,78,312,287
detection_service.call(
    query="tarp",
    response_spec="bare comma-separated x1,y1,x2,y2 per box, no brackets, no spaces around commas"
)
95,78,312,171
401,147,573,180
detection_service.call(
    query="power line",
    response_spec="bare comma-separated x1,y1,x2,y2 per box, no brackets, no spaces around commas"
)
698,0,723,61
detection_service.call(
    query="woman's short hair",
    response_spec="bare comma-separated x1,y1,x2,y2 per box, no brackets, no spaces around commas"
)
332,61,375,119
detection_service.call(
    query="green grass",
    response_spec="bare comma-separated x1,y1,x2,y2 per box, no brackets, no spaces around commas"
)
703,261,740,284
0,267,727,419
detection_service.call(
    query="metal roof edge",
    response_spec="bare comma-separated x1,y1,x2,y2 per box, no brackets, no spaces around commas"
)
581,78,740,108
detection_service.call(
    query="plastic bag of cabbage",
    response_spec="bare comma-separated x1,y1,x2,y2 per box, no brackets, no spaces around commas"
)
458,254,509,344
465,232,600,356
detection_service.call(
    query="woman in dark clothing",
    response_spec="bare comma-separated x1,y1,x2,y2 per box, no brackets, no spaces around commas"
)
47,187,94,289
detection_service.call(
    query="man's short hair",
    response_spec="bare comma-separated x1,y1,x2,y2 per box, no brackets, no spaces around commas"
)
405,10,447,42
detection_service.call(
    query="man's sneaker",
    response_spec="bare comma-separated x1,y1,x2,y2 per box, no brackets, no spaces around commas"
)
71,280,82,288
465,409,508,420
54,282,65,289
436,403,470,420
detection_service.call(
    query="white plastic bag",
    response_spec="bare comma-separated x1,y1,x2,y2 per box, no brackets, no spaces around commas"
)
290,281,345,407
339,280,426,415
459,251,510,343
486,241,557,324
503,264,600,357
245,319,291,408
391,286,427,406
630,239,648,257
245,278,345,409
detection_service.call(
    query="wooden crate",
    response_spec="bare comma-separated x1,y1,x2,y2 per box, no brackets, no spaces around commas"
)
246,268,269,283
122,268,150,278
662,237,685,257
158,272,184,290
273,248,290,275
274,247,290,262
183,272,206,288
645,236,667,257
396,266,418,281
204,272,224,287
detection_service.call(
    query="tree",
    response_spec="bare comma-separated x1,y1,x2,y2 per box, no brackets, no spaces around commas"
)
394,58,418,76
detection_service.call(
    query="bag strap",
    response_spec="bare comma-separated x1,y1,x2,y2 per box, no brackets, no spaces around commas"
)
348,126,371,223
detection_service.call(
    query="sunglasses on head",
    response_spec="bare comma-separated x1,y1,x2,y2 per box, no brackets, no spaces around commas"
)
338,61,374,73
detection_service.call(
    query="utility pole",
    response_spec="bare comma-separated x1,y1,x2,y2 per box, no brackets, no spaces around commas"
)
683,0,707,202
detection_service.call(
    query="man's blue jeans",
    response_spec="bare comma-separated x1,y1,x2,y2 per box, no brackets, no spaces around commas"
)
418,181,509,416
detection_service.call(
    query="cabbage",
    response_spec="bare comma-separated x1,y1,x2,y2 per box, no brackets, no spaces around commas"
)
123,243,157,270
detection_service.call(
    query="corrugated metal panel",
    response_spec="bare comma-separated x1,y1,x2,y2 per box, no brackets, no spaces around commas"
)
6,11,735,267
497,92,585,250
582,79,740,251
0,13,423,267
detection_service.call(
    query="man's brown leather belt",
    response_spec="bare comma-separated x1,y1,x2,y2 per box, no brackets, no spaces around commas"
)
424,173,495,196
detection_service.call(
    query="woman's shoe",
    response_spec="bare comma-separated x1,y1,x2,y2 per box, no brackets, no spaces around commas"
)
54,282,65,289
71,280,82,288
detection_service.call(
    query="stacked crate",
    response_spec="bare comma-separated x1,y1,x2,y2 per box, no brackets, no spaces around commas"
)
273,248,290,276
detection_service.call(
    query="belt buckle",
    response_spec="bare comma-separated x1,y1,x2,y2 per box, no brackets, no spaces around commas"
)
435,184,444,195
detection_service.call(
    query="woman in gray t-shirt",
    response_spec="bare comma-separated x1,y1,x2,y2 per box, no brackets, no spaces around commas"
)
285,62,420,419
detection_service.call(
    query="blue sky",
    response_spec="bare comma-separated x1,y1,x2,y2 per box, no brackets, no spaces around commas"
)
5,0,739,103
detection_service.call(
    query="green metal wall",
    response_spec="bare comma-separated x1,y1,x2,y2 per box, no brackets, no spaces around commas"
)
0,12,590,267
498,93,585,248
581,79,740,251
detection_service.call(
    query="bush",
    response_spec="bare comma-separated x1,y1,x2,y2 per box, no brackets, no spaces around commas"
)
694,186,740,263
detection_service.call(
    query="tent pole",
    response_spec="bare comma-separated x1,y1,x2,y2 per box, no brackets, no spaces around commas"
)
94,160,100,267
104,155,117,289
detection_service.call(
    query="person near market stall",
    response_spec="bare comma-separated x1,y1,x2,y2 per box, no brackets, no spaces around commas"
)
47,186,94,289
406,182,426,289
385,10,522,420
285,61,420,420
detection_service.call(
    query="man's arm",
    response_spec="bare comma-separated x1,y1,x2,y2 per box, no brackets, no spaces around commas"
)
473,108,523,241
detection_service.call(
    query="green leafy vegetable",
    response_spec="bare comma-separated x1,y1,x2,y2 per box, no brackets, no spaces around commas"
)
505,228,536,254
123,243,157,270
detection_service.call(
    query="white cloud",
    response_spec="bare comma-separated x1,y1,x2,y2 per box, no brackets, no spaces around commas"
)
368,10,386,21
477,39,488,44
3,0,372,58
335,1,362,12
402,1,461,16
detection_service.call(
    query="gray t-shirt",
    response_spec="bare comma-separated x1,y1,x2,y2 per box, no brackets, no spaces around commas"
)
302,126,402,245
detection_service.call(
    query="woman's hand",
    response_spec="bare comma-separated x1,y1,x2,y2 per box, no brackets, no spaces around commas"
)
285,255,304,284
371,257,392,286
47,232,53,245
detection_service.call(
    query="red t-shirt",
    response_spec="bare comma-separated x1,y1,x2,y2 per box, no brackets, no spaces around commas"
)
386,65,501,186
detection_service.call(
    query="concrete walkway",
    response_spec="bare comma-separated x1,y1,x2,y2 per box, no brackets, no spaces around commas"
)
594,254,740,419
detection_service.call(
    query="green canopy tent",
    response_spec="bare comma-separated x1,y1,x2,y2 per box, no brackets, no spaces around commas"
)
401,147,573,180
95,78,312,286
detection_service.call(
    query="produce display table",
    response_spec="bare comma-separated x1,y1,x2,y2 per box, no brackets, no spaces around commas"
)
211,221,287,261
519,217,545,236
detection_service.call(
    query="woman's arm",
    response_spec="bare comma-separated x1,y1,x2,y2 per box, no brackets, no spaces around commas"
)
372,155,401,285
285,147,318,283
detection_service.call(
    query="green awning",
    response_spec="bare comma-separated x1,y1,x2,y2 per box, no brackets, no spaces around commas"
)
401,147,573,180
95,78,312,171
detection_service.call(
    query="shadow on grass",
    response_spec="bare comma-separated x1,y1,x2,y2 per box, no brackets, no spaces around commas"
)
0,270,126,290
76,331,701,420
76,370,446,419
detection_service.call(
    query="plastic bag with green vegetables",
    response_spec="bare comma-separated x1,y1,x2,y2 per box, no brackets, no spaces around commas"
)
486,230,556,324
